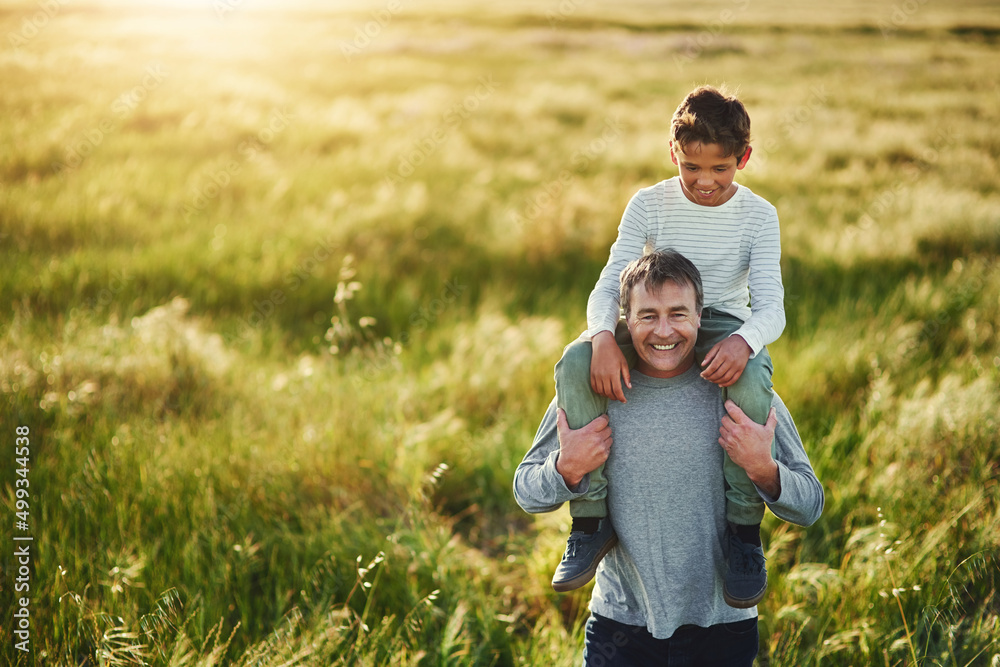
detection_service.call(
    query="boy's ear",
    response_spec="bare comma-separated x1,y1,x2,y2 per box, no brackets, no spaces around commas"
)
736,146,752,170
669,140,679,166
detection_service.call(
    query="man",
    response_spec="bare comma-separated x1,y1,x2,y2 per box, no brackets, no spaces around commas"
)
513,250,823,665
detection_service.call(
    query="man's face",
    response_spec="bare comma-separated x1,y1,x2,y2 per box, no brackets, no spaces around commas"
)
625,280,701,379
670,140,749,207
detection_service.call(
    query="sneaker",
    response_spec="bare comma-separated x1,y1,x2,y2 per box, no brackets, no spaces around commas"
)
551,519,618,592
724,525,767,608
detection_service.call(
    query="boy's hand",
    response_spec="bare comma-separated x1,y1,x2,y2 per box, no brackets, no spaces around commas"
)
555,409,612,489
701,335,752,388
590,331,631,403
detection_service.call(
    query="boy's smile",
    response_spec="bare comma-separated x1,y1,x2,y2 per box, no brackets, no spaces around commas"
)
670,140,750,207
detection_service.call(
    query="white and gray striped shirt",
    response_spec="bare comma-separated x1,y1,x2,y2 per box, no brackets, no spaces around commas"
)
587,176,785,355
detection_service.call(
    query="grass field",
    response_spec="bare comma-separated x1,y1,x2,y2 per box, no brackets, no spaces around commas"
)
1,0,999,664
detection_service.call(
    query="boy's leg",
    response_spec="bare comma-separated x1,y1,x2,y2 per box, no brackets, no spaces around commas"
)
696,309,774,608
721,346,775,525
694,311,775,522
555,336,609,518
555,321,637,518
551,321,634,592
720,345,773,608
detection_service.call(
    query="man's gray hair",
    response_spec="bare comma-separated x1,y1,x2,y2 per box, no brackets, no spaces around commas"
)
620,250,704,318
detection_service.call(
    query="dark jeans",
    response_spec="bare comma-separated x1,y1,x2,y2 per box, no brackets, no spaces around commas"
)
582,613,758,666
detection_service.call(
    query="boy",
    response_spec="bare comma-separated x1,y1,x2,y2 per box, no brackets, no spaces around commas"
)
551,85,784,609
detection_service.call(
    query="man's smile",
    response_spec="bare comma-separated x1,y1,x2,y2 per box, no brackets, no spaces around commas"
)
651,342,678,351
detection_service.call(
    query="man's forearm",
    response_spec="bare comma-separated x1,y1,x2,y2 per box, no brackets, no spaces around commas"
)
748,459,780,499
513,399,597,514
555,452,585,489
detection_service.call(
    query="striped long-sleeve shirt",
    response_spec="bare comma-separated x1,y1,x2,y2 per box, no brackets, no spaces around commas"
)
587,176,785,356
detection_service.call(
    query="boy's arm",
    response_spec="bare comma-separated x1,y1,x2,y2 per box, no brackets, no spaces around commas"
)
586,189,653,337
591,332,632,402
734,206,785,355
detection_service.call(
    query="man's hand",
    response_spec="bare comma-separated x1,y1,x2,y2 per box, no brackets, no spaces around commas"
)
555,409,612,489
719,400,780,498
700,335,752,388
591,330,631,403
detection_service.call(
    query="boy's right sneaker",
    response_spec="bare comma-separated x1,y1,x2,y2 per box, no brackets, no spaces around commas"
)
551,518,618,592
723,524,768,608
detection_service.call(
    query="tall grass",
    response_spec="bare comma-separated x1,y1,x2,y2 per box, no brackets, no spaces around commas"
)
2,0,999,664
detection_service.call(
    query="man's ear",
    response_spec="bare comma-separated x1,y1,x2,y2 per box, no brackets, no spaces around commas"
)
736,145,752,170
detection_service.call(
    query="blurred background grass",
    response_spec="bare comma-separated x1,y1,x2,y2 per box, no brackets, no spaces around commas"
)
1,0,999,664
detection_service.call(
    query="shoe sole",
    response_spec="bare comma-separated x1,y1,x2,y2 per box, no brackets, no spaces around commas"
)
551,535,619,593
723,581,767,609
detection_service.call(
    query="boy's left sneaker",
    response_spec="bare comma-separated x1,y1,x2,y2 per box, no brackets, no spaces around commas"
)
551,518,618,593
723,525,767,608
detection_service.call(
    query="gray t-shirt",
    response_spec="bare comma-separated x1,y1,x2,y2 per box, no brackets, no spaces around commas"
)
513,365,823,639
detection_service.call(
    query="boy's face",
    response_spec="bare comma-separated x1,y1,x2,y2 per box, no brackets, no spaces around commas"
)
670,140,750,207
625,279,701,379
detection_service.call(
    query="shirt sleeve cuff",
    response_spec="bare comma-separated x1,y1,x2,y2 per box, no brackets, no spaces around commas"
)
587,324,616,339
730,331,762,358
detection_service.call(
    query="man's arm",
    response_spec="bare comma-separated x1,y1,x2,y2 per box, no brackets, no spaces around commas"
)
718,400,781,496
513,398,612,514
718,395,824,527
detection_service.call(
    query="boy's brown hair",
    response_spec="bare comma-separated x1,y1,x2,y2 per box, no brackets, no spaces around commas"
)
670,85,751,159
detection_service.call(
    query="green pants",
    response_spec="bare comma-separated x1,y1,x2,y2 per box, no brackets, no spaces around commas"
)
555,309,775,525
